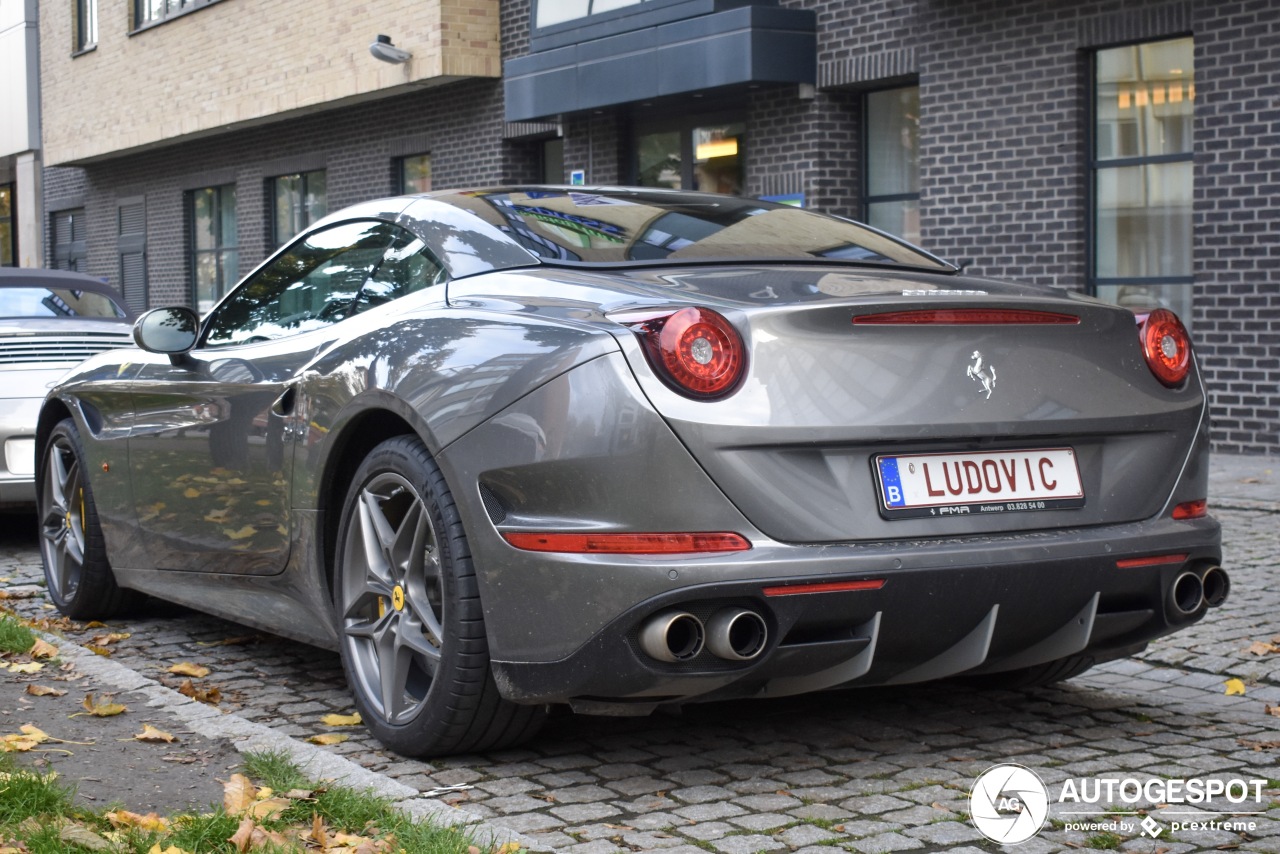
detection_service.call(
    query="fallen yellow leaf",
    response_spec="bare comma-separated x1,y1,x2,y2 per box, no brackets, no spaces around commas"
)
134,724,177,743
85,644,113,657
90,632,131,645
168,662,211,678
183,487,201,498
307,733,349,746
82,693,128,716
59,823,112,851
1264,703,1280,718
29,638,59,659
1225,678,1247,696
25,684,67,697
148,844,194,854
105,810,169,832
224,773,257,815
321,712,362,727
8,662,43,674
178,679,222,705
496,843,524,854
247,797,291,820
1247,641,1280,656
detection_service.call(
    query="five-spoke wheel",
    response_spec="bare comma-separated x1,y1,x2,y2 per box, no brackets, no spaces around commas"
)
38,419,136,619
334,435,544,756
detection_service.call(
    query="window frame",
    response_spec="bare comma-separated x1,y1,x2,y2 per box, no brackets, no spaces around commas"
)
188,184,238,314
630,111,746,195
0,184,15,267
131,0,226,34
862,83,921,243
74,0,98,53
270,170,328,248
51,208,88,272
1086,36,1196,312
397,154,433,195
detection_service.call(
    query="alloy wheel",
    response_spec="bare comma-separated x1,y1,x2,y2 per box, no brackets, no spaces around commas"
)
339,472,445,725
40,435,86,603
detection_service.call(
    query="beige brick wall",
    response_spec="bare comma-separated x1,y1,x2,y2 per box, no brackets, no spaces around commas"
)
42,0,500,165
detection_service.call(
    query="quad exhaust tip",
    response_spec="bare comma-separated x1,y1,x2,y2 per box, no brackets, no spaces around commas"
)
639,611,705,662
639,608,769,663
706,608,769,661
1202,566,1229,608
1170,571,1204,616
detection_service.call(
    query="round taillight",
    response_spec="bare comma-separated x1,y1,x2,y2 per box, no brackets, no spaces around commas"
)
618,307,746,399
1138,308,1192,387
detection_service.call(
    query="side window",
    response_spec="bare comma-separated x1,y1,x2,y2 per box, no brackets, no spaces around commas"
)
350,232,446,315
203,220,395,347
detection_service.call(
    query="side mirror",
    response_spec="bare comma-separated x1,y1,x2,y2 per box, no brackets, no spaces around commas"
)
133,307,199,365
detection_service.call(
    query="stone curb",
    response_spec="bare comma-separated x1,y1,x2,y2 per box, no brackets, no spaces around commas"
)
45,630,561,853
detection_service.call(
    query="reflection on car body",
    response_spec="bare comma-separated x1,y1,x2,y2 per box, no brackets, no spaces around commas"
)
37,187,1222,757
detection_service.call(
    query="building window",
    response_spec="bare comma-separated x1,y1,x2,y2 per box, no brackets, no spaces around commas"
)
118,199,147,313
190,185,238,314
134,0,219,28
1091,37,1194,324
398,155,432,194
636,121,744,195
535,0,649,29
272,171,327,247
864,86,920,245
75,0,98,51
51,209,87,272
0,185,14,266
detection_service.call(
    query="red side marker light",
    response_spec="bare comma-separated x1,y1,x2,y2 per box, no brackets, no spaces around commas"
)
1115,553,1189,569
1172,499,1208,520
503,532,751,555
762,578,886,597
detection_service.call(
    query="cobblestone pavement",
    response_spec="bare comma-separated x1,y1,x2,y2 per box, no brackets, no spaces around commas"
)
2,457,1279,853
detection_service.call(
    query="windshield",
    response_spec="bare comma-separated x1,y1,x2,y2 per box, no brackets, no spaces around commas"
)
435,189,951,270
0,287,127,319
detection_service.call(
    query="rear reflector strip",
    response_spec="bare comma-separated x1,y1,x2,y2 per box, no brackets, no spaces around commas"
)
1115,553,1188,569
762,579,886,597
1172,499,1208,520
852,309,1080,325
502,532,751,555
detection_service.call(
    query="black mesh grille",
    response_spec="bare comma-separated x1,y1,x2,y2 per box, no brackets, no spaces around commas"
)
478,483,507,525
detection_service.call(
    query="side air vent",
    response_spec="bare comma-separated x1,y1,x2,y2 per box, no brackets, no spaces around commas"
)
478,483,508,525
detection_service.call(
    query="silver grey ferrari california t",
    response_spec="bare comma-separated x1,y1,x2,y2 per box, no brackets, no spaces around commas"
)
37,188,1224,756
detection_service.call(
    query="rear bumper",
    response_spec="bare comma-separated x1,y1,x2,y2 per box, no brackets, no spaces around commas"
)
490,515,1221,705
0,395,42,508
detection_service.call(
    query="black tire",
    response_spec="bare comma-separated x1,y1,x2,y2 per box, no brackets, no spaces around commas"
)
37,418,140,619
968,654,1096,690
333,434,545,757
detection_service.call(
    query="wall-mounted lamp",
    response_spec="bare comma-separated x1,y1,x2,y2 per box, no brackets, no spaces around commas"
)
369,34,412,64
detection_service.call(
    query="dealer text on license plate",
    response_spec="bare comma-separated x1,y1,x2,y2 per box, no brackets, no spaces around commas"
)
874,448,1084,519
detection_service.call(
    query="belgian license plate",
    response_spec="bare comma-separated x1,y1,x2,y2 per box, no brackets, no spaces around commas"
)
874,448,1085,519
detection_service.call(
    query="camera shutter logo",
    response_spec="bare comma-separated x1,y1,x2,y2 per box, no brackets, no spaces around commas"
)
969,763,1049,844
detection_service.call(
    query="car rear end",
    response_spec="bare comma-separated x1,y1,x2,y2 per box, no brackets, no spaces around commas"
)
447,264,1220,709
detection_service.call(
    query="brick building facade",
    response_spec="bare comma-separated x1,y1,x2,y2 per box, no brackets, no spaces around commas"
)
41,0,1278,452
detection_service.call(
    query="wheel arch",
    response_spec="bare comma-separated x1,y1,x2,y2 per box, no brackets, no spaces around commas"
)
35,398,75,500
317,404,424,600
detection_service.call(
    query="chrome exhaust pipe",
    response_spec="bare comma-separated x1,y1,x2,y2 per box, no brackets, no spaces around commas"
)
638,611,705,662
1201,566,1230,608
1170,571,1204,616
706,608,768,661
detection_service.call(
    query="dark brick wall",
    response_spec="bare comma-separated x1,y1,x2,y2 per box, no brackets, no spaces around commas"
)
1188,0,1280,453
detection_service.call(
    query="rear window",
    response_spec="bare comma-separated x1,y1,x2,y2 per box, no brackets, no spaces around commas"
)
0,287,127,319
441,189,951,270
